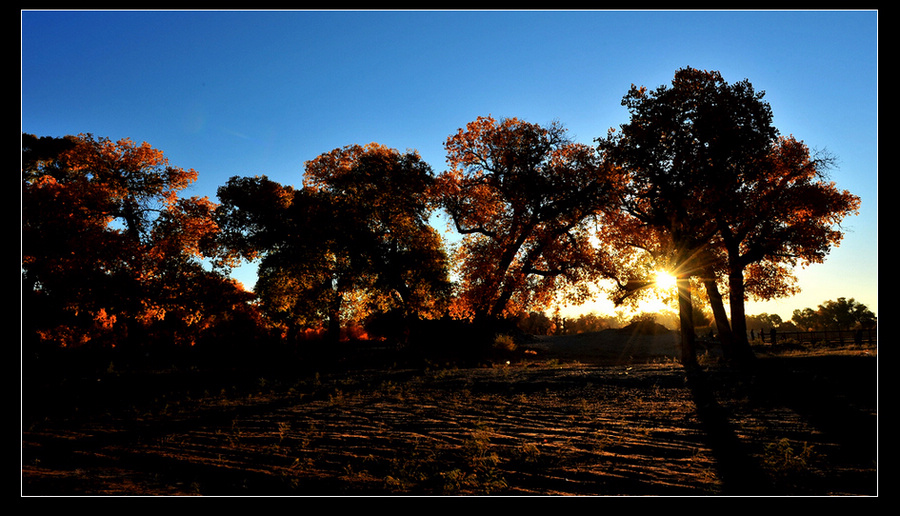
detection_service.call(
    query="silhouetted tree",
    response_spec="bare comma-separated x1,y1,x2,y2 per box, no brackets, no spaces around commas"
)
597,67,860,367
745,313,783,333
216,144,451,345
597,68,777,367
515,310,555,335
303,143,452,327
714,136,860,350
790,297,876,331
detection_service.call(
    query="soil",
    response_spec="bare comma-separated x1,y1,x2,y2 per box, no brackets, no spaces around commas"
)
21,329,878,497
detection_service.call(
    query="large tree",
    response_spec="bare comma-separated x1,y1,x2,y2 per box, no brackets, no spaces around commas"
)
433,116,624,322
22,133,246,350
714,135,860,350
303,143,452,324
597,68,781,368
216,177,341,336
598,68,861,367
216,144,451,344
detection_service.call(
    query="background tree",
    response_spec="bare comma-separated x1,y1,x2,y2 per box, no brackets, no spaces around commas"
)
216,144,451,345
745,313,783,334
790,307,820,332
22,133,246,351
514,310,556,336
791,297,876,331
303,143,452,329
434,116,624,323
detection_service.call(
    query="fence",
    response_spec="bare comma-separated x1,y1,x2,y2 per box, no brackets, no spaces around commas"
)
753,328,877,346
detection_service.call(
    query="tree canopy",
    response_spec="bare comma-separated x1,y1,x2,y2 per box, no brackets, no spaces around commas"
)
596,67,860,366
22,133,253,351
434,116,625,321
791,297,876,332
216,144,451,344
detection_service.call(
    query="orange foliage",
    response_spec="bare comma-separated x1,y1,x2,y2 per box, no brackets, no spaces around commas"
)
23,134,247,350
435,116,625,320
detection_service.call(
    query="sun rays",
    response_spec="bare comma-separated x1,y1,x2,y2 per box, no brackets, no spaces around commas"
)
653,269,678,291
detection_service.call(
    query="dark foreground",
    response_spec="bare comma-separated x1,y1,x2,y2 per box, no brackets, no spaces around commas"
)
22,337,878,497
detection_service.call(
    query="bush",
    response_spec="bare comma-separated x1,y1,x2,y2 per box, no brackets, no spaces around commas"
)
492,334,517,353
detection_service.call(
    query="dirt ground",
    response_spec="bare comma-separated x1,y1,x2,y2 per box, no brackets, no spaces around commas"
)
21,330,878,497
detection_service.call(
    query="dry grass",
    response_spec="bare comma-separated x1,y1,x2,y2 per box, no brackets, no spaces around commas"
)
22,333,877,496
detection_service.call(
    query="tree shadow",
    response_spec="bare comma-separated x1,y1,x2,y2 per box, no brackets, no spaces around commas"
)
684,367,771,495
685,354,877,496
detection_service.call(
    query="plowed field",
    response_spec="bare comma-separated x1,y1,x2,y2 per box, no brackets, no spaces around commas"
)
22,332,878,496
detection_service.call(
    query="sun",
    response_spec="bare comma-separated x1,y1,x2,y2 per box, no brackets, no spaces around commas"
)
653,269,678,291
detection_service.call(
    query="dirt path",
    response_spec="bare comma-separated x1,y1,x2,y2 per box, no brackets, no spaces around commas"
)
21,333,877,496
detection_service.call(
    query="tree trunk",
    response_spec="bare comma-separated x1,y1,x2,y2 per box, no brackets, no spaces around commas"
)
702,274,737,360
326,287,343,346
676,275,699,369
726,265,756,364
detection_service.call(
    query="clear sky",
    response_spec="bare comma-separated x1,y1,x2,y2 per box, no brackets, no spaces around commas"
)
21,9,879,321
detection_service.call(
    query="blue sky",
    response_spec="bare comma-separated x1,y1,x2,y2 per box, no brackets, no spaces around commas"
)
21,9,878,320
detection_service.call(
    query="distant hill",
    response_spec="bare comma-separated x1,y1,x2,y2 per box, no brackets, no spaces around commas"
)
613,320,673,335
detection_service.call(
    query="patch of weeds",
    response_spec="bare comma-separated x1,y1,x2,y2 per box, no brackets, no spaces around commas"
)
327,389,347,407
455,421,508,494
277,421,291,442
383,438,439,492
514,442,543,464
761,438,823,491
697,351,723,366
380,423,509,495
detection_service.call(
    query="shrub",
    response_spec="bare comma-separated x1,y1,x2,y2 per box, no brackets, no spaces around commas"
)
492,334,517,353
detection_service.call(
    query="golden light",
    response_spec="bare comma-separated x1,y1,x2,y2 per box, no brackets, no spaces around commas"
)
653,269,678,291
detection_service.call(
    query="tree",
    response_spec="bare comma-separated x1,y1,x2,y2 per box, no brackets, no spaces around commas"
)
597,68,783,367
217,176,362,343
790,297,876,331
216,144,451,344
600,69,861,368
303,143,452,326
434,116,624,322
715,135,860,348
23,133,244,350
745,313,783,333
790,307,820,332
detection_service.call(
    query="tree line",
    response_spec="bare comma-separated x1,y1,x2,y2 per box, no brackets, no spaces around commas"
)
22,68,863,369
516,294,877,339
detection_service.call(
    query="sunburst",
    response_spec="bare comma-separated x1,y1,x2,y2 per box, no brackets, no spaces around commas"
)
653,269,678,291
